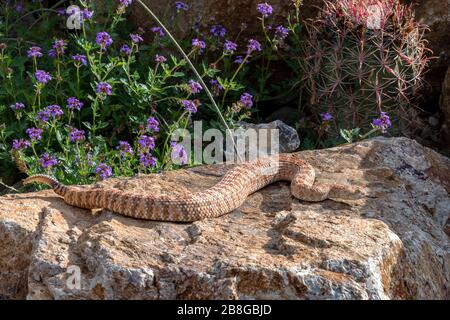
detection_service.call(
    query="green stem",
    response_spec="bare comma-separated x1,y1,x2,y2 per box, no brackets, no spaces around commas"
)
135,0,241,161
221,55,250,108
76,66,80,96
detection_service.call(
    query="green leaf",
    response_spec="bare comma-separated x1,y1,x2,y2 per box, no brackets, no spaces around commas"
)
82,122,92,130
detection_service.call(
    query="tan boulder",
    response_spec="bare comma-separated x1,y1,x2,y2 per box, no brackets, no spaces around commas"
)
0,137,449,299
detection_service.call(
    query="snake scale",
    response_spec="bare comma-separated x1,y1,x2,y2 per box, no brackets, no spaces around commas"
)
23,154,352,222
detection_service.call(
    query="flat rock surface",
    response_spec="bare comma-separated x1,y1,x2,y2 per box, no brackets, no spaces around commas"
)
0,137,449,299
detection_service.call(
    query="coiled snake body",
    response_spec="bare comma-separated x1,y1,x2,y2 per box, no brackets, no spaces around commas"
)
23,154,344,222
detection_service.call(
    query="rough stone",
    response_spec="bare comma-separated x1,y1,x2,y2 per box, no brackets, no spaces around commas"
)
0,137,449,300
238,120,301,154
440,66,450,153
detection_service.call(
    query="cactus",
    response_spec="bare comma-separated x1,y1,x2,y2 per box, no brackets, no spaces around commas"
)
301,0,430,134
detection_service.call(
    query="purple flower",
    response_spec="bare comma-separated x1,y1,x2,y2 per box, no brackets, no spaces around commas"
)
35,70,52,84
275,25,289,41
170,142,188,165
67,97,84,111
120,44,132,55
95,163,113,180
320,112,333,122
69,128,85,142
10,102,25,110
234,56,245,64
48,49,57,58
147,117,160,133
224,40,238,54
46,105,64,118
151,27,165,37
39,153,58,169
257,3,273,18
188,80,203,94
210,25,226,38
36,110,50,122
72,54,87,66
15,4,24,13
139,153,157,168
35,105,63,122
155,54,167,63
240,93,253,108
96,31,113,50
119,0,133,7
138,135,155,151
130,33,143,44
96,82,112,96
372,112,392,133
247,39,262,55
26,128,43,141
82,9,94,20
181,100,198,113
49,39,67,57
27,46,43,58
117,141,133,157
175,1,189,11
12,139,30,150
192,38,206,52
210,79,223,96
56,7,66,16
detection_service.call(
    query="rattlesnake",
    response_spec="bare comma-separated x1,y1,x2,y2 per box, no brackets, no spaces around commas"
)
23,154,358,222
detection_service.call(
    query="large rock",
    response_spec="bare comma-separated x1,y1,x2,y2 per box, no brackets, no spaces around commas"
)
238,120,301,153
414,0,450,71
0,137,449,300
129,0,292,39
440,67,450,152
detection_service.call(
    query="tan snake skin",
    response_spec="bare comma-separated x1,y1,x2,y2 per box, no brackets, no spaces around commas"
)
23,154,352,222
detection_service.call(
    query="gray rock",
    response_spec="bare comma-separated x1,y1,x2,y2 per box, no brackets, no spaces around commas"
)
238,120,301,154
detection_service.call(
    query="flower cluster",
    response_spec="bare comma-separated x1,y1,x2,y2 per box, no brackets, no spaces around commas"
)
96,82,113,96
151,27,165,37
321,112,333,122
247,39,262,55
182,100,199,113
175,1,189,11
239,93,254,108
48,39,67,58
26,128,43,141
72,54,87,66
3,0,289,186
130,33,143,44
210,25,226,38
27,46,43,58
155,54,167,63
96,31,113,50
171,142,188,165
95,163,113,180
67,97,84,111
117,141,134,157
192,39,206,52
12,139,30,150
257,3,273,18
372,112,392,133
39,153,58,169
188,80,203,94
120,44,132,55
10,102,25,110
147,117,160,133
35,70,52,84
69,128,85,142
224,40,238,54
36,105,64,122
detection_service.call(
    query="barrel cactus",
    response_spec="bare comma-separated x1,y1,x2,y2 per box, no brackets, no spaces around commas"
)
301,0,430,134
